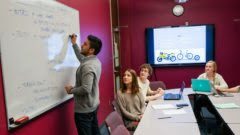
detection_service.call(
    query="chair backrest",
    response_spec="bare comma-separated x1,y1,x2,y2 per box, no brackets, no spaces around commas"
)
111,125,130,135
105,111,124,133
150,81,166,90
112,100,122,116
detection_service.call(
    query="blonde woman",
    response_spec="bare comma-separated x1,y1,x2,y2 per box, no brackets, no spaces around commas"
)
198,60,228,90
195,61,229,122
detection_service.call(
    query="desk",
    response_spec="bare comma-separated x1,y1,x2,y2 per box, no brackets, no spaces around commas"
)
228,124,240,135
183,88,240,124
189,88,240,134
208,93,240,124
135,122,200,135
134,88,200,135
134,88,240,135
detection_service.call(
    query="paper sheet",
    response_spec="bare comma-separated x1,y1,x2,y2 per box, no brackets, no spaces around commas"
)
152,104,176,110
163,109,187,115
214,103,240,109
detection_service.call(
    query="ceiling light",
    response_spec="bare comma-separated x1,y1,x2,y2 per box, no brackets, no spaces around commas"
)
174,0,188,3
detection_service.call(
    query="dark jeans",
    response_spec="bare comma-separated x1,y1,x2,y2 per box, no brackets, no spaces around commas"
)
74,108,100,135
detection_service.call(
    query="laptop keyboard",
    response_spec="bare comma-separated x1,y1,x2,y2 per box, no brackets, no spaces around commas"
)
164,93,180,99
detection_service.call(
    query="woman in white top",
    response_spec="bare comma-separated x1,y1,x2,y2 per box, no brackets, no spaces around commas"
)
195,61,229,123
198,60,228,90
138,64,164,102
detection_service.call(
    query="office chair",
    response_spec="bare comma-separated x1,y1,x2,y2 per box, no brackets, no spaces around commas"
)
105,111,125,133
150,81,166,90
112,99,122,116
111,125,130,135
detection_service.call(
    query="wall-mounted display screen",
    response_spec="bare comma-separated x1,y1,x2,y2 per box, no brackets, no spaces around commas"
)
146,25,214,67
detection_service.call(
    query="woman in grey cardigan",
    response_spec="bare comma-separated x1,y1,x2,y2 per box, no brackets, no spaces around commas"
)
116,69,145,131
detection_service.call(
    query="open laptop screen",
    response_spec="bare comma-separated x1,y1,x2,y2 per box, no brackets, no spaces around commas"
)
164,81,185,100
179,81,186,97
191,79,211,92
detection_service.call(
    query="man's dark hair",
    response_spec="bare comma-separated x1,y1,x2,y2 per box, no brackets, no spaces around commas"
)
88,35,102,55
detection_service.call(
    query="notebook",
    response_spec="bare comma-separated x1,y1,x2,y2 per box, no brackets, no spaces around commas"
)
164,82,185,100
191,79,211,92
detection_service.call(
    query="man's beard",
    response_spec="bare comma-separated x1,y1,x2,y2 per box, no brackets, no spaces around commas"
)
80,50,88,56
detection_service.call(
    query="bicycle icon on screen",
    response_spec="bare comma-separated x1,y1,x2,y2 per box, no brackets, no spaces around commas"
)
177,50,200,61
157,52,176,62
156,50,200,62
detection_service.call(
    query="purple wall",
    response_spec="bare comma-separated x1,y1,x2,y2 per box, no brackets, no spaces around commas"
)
119,0,240,88
0,0,114,135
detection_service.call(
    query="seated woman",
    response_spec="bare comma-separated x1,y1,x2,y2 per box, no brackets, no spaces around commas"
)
138,64,164,102
198,60,228,89
194,60,229,122
218,85,240,93
116,69,145,131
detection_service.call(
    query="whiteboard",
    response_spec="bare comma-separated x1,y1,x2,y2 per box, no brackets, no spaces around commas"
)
0,0,80,129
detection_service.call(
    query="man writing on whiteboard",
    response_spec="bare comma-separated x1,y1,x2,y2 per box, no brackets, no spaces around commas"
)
65,34,102,135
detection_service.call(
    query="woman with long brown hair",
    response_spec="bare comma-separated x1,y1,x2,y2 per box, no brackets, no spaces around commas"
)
116,69,145,131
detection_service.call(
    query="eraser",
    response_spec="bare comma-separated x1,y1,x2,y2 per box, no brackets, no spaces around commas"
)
9,117,14,125
15,116,29,124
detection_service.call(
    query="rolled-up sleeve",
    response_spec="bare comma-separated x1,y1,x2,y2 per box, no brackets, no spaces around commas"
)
217,75,228,89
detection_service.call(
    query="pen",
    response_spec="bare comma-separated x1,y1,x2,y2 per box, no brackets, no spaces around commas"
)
158,116,172,119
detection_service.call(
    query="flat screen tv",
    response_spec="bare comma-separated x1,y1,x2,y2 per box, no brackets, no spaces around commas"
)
146,24,214,67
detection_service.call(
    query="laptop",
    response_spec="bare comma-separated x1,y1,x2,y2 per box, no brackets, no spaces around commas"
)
164,81,185,100
191,79,211,92
210,83,234,97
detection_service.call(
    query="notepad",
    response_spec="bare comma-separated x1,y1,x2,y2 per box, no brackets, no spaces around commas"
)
152,104,176,110
162,109,186,115
214,103,240,109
